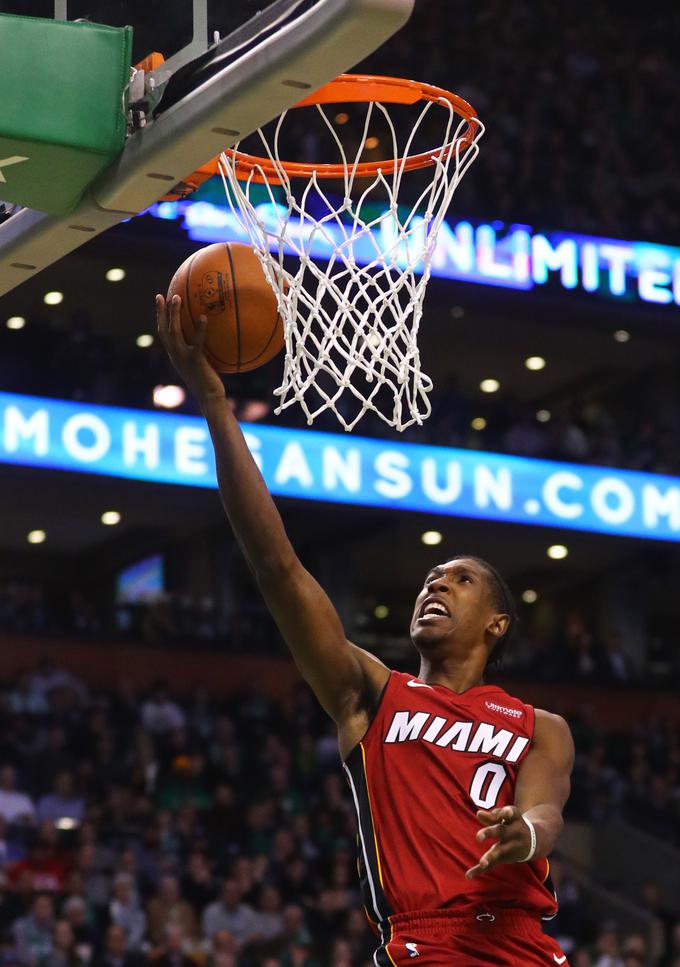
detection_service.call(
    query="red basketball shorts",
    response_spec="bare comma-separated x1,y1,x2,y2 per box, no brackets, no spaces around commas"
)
374,909,570,966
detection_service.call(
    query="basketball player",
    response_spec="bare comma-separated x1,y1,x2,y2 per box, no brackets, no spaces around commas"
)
157,294,574,967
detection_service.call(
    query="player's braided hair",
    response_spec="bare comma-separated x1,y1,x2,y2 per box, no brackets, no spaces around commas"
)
449,554,517,668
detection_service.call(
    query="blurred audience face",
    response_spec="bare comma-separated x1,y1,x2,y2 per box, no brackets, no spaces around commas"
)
597,925,620,955
54,920,74,952
282,905,305,933
106,925,127,958
259,886,281,913
164,925,184,952
220,879,240,910
77,844,96,871
159,875,180,903
0,766,17,791
63,897,87,927
112,874,135,904
54,772,76,799
32,894,55,925
212,931,236,954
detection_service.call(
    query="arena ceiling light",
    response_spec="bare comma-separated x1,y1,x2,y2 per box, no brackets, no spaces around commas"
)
105,267,126,282
101,511,121,526
55,818,77,830
43,291,63,305
153,384,186,409
471,417,486,431
27,529,46,544
547,544,568,560
525,356,546,371
241,400,270,422
6,315,25,329
421,530,443,546
614,329,631,343
334,112,349,125
374,605,389,619
521,589,538,604
136,334,154,348
480,378,500,394
536,409,551,423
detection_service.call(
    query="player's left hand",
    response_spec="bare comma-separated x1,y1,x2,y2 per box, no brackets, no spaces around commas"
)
465,806,534,879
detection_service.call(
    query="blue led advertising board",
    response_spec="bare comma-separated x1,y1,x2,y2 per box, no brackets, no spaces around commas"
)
149,199,680,310
1,393,679,542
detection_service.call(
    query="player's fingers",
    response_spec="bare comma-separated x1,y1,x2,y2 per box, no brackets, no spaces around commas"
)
466,844,499,875
475,823,505,843
477,806,516,826
466,841,516,879
156,294,168,341
481,843,515,872
476,807,508,827
465,844,500,879
166,294,183,343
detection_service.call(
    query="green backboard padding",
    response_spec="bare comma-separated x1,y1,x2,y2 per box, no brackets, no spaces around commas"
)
0,14,132,214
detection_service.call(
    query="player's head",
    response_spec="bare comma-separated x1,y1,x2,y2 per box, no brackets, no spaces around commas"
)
409,555,516,668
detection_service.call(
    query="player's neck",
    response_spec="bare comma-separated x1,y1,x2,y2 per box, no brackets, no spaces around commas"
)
417,651,487,694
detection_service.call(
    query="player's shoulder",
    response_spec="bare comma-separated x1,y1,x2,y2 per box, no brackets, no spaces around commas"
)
533,708,575,758
480,684,532,717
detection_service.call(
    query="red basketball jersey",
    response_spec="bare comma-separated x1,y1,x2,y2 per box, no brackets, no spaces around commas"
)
343,671,557,926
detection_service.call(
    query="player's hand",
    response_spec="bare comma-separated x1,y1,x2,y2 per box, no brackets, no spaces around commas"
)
156,294,226,404
465,806,534,879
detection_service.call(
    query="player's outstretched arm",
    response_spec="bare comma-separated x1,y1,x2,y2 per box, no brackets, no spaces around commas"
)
466,710,574,879
156,295,389,727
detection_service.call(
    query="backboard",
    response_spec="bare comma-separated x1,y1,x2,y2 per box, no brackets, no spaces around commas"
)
0,0,414,297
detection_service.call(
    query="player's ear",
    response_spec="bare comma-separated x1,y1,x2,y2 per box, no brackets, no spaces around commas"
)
487,613,509,641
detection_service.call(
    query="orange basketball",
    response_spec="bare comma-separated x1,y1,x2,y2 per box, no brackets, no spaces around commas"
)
167,242,285,373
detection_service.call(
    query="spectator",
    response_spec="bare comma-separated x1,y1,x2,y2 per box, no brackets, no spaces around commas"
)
7,826,68,893
253,886,284,944
598,632,635,684
278,907,313,951
148,925,199,967
0,815,27,868
141,686,185,737
590,920,623,967
180,853,215,915
62,896,97,961
13,894,55,966
146,877,197,947
45,919,83,967
92,925,145,967
75,846,111,911
0,766,36,824
28,660,86,711
37,773,86,825
205,931,237,967
201,881,259,950
109,875,146,952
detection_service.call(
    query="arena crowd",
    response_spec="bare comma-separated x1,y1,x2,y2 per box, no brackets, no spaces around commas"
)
0,659,676,966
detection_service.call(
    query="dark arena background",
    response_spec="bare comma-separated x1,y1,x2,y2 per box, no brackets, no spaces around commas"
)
1,2,680,966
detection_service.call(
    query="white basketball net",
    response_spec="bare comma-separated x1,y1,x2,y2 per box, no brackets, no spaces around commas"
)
219,89,484,431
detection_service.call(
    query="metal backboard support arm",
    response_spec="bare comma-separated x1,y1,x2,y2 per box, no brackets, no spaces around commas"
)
0,0,414,298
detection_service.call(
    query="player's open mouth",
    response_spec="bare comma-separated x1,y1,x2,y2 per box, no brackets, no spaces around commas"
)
419,598,451,620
